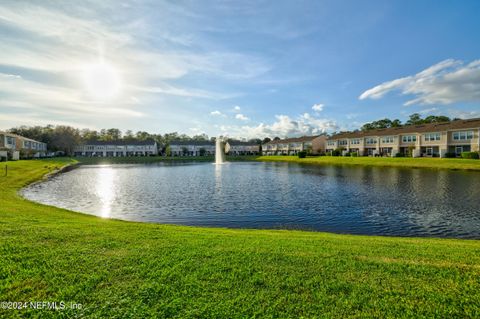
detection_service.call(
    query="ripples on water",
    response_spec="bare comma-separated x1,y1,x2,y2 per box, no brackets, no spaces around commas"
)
21,162,480,238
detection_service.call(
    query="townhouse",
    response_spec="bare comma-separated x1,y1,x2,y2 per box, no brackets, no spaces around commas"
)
262,135,327,155
169,140,215,156
74,140,158,157
326,118,480,157
0,132,47,160
225,141,260,155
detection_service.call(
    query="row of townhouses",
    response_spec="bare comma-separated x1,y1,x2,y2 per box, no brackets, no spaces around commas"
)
326,118,480,157
0,131,48,160
73,140,159,157
169,141,260,156
261,135,326,155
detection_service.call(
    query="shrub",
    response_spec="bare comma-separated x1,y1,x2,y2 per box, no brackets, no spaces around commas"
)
461,152,479,159
298,151,307,158
395,153,404,158
444,152,457,158
350,152,358,157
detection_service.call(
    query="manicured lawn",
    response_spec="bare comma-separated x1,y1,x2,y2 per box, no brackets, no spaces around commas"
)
1,159,479,318
258,155,480,170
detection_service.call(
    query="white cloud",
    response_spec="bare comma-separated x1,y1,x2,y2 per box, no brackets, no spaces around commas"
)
235,113,249,121
311,103,324,112
233,105,241,112
210,110,223,116
224,113,337,138
359,59,480,105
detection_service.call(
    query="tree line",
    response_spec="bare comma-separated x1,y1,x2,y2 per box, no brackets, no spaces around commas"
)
360,113,455,131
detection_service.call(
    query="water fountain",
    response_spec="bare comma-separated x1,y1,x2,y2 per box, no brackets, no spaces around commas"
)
215,136,226,164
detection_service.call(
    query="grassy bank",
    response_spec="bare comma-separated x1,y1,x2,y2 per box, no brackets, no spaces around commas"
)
1,160,479,318
258,155,480,170
73,155,259,165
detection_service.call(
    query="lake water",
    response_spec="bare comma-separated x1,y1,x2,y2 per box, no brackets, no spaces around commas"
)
21,162,480,238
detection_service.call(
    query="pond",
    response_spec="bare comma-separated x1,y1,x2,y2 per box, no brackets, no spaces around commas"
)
21,161,480,238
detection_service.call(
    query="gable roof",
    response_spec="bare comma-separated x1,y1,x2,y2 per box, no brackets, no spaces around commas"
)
329,118,480,140
227,141,259,146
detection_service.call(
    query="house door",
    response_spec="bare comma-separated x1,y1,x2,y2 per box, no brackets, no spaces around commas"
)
455,146,463,155
426,147,433,156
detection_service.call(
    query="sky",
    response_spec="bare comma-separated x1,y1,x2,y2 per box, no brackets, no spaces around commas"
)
0,0,479,138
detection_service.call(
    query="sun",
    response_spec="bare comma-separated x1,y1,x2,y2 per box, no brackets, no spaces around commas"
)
83,62,121,100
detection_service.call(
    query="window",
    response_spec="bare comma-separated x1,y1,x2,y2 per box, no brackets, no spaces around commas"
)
365,138,377,144
424,133,441,141
453,131,474,141
338,140,348,146
402,135,417,143
350,139,360,145
327,140,335,146
381,136,394,143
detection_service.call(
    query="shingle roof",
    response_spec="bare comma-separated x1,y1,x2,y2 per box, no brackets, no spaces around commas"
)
169,140,215,146
329,118,480,140
83,139,156,146
227,141,259,146
265,135,321,145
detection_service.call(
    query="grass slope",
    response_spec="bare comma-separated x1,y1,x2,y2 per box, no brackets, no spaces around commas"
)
258,155,480,170
0,159,479,318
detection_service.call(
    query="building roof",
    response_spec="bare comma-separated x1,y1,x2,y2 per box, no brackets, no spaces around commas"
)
264,135,322,145
227,141,259,146
329,118,480,140
83,139,156,146
169,140,215,146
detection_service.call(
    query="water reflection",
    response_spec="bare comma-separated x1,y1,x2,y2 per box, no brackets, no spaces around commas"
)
95,166,115,218
21,162,480,238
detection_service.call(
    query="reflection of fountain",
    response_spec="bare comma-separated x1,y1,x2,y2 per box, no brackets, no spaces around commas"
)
215,136,226,164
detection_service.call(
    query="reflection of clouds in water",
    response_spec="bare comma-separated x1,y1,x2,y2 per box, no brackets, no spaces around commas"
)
20,163,480,238
95,166,116,218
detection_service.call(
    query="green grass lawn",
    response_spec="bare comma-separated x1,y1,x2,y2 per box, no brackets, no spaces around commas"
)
1,159,479,318
258,155,480,170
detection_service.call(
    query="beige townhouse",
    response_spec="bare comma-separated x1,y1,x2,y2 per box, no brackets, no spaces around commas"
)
326,118,480,157
262,135,326,155
0,132,47,160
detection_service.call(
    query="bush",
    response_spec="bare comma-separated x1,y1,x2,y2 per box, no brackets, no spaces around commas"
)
395,153,404,158
461,152,479,159
444,152,457,158
298,151,307,158
350,152,358,157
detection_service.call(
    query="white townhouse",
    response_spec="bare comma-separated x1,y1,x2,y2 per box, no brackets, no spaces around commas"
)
169,141,216,156
326,118,480,157
225,141,260,155
74,140,158,157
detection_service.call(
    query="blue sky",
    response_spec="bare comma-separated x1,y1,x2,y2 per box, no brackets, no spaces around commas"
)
0,0,479,138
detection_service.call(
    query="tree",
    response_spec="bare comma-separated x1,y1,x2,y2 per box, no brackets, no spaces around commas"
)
262,137,271,144
405,113,422,125
50,126,81,155
273,137,280,141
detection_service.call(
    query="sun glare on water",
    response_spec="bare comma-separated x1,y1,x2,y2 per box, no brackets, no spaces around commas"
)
83,62,121,100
